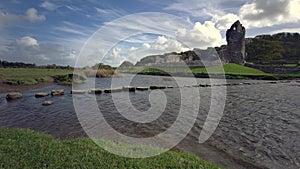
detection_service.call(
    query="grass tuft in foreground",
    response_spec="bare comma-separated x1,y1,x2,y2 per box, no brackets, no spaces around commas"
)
0,128,220,169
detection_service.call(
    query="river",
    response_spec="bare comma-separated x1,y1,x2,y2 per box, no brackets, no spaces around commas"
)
0,74,299,169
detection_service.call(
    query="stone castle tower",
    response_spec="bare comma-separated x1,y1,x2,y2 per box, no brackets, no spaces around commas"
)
225,20,246,65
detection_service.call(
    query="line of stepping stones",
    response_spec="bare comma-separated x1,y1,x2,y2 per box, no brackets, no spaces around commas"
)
5,80,297,106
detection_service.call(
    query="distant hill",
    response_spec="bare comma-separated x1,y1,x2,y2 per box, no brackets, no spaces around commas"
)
246,32,300,64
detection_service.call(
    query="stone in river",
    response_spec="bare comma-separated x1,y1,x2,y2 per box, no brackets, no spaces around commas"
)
104,88,122,93
88,88,102,94
71,90,86,94
35,92,49,98
6,92,22,100
149,86,167,89
123,86,136,92
136,87,148,91
42,100,53,106
51,89,64,96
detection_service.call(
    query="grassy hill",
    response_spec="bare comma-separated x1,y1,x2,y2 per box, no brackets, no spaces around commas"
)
0,128,220,169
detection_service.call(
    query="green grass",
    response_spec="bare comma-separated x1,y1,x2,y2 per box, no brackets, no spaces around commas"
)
0,68,83,85
119,63,300,80
0,128,220,169
191,63,271,76
120,64,273,78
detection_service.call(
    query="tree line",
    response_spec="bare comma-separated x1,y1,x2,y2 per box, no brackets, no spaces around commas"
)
0,60,73,69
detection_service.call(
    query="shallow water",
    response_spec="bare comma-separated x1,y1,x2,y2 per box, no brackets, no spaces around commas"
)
0,75,299,169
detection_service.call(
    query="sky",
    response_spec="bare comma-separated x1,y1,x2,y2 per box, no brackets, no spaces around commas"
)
0,0,299,67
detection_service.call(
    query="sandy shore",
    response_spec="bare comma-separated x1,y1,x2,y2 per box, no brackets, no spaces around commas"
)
0,80,55,94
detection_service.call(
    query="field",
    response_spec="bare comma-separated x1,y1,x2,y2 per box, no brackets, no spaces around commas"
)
0,68,83,85
0,127,220,169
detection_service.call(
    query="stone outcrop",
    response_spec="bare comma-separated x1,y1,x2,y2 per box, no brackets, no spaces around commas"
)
224,20,246,65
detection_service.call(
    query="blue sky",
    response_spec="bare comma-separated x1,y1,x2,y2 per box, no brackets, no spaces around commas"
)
0,0,300,67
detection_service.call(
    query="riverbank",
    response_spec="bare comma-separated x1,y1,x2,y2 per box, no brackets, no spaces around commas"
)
0,80,55,94
0,127,220,169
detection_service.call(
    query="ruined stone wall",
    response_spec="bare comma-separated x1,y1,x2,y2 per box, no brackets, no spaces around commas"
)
225,20,246,65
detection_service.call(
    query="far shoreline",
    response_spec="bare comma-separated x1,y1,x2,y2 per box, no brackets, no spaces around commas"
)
0,80,55,94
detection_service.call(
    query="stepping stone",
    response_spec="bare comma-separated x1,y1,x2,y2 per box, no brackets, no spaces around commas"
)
88,88,102,94
199,84,210,87
136,87,148,91
104,88,122,93
123,86,136,92
42,100,53,106
150,86,166,89
51,89,64,96
268,81,277,84
35,92,49,98
71,90,86,94
6,92,22,100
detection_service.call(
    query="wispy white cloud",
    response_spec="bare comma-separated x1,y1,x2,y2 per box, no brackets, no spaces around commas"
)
95,7,109,14
53,21,96,37
54,26,87,36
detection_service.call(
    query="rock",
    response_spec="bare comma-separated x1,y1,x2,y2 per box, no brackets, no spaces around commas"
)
199,84,210,87
150,86,167,89
119,61,134,68
35,92,49,98
42,100,53,106
71,90,86,94
6,92,22,100
136,87,148,91
51,89,64,96
242,82,252,85
268,81,278,84
104,88,122,93
123,86,136,92
88,88,102,94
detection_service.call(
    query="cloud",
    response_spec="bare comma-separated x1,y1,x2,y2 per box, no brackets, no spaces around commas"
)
25,8,46,22
16,36,38,46
176,21,224,49
142,43,151,49
213,13,240,30
165,0,300,30
0,36,76,65
239,0,300,28
40,1,58,11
